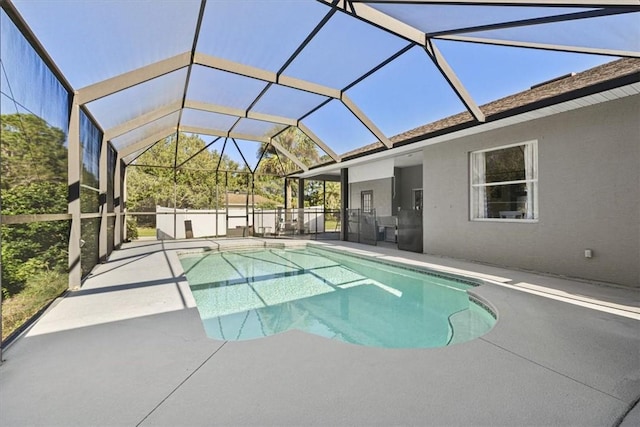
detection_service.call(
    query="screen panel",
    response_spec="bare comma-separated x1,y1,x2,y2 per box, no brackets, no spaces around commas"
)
85,69,187,131
181,108,239,133
13,0,200,88
346,46,466,137
0,11,70,136
232,118,286,140
283,11,407,89
187,65,269,110
434,39,614,105
110,112,179,152
365,3,599,35
458,13,640,53
251,84,329,120
301,100,381,156
197,0,329,72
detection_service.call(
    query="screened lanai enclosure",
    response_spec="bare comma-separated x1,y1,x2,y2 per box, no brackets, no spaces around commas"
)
1,0,638,343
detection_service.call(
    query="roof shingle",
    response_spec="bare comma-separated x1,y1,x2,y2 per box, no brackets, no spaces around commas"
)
340,58,640,160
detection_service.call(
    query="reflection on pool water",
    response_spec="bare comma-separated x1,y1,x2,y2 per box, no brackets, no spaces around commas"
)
179,246,495,348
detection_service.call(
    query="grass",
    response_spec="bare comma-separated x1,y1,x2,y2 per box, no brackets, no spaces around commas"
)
136,227,156,237
2,270,68,341
325,219,340,231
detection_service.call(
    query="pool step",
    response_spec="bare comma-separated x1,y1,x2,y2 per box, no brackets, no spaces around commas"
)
448,305,494,345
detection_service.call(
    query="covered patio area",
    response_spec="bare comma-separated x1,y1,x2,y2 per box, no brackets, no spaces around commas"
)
1,238,638,426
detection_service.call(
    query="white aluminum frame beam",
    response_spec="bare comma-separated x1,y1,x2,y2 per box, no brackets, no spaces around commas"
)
433,35,640,58
184,100,297,126
180,125,270,143
332,0,424,44
76,52,191,105
184,100,341,161
122,149,149,165
113,153,123,248
350,1,640,7
91,51,383,158
67,99,82,290
341,94,394,147
424,40,486,121
176,0,207,126
193,53,342,98
119,127,176,159
268,140,310,172
79,45,389,158
104,101,183,140
297,122,341,162
180,125,309,172
324,0,486,122
425,8,638,37
193,53,395,146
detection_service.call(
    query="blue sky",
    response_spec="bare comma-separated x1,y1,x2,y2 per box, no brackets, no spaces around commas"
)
4,1,638,163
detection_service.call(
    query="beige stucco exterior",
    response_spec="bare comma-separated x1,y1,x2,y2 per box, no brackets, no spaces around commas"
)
421,94,640,287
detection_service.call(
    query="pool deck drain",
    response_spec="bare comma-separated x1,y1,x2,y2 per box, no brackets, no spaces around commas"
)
1,238,638,427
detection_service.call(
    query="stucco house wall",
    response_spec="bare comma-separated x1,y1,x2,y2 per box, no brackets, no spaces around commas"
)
350,178,393,217
421,94,639,287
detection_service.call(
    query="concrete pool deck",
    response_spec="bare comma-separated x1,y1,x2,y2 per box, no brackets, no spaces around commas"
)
1,238,638,426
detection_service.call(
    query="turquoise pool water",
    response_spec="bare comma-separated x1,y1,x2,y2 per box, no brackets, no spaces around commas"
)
180,246,495,348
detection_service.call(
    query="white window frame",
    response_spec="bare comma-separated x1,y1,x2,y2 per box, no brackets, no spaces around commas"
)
361,190,373,213
470,140,538,222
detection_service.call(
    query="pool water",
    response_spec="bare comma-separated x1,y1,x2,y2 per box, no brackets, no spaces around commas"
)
180,247,495,348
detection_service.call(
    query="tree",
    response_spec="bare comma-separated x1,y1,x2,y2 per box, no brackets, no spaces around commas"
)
126,133,247,213
253,174,284,206
303,180,340,211
255,127,320,207
1,114,69,296
324,181,341,211
256,127,320,174
304,180,324,207
0,114,67,189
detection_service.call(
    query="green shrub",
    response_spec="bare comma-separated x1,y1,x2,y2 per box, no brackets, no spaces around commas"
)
126,217,139,240
1,179,69,297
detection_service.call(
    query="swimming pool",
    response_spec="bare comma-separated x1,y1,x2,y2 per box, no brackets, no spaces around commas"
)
180,245,496,348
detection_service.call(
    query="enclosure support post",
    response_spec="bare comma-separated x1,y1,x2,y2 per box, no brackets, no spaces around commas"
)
215,172,219,238
68,98,82,289
172,132,179,239
323,180,326,211
298,178,305,209
225,171,229,236
323,180,327,239
340,168,349,241
250,173,255,235
98,135,108,262
114,155,123,248
244,173,249,230
283,178,289,210
298,178,305,234
0,186,3,362
122,163,128,242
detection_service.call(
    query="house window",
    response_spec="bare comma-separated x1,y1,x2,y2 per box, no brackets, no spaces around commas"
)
361,190,373,213
470,141,538,221
412,189,423,210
